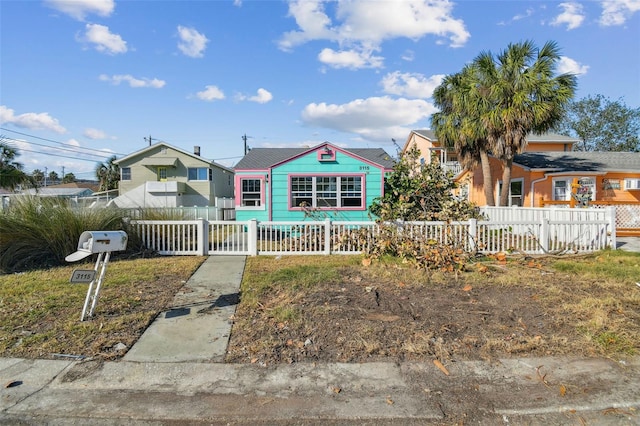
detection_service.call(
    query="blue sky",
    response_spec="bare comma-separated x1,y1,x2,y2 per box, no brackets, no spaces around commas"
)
1,0,639,180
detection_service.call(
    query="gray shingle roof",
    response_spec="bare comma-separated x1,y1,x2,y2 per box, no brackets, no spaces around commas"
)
234,144,394,170
514,151,640,173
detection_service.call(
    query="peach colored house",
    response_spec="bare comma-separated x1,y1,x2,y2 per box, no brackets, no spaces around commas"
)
403,130,640,208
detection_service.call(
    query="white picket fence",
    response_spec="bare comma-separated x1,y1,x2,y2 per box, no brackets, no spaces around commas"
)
130,206,615,256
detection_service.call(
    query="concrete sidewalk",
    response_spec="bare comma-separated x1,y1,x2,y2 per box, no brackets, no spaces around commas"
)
1,255,639,424
2,356,638,424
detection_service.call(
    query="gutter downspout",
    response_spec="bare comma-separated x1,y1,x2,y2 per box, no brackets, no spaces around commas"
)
530,174,550,207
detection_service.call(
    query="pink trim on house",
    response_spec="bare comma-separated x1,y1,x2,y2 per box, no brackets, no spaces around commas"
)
270,143,386,170
317,147,337,161
286,173,367,211
234,174,266,207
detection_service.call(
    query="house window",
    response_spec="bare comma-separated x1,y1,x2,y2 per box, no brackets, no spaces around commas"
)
497,178,524,206
121,167,131,181
290,176,363,209
341,176,363,207
291,176,313,207
553,177,596,201
241,178,262,206
157,167,167,182
316,176,337,207
553,180,569,200
625,178,640,190
188,167,210,181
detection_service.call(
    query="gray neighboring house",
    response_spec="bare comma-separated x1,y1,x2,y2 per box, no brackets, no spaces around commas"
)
112,142,234,208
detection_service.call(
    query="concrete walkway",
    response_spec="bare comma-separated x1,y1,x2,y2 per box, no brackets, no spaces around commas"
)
1,254,639,424
617,236,640,252
124,255,245,363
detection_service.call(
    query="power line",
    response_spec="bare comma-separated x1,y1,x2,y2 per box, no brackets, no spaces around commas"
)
0,127,126,156
15,147,108,163
4,136,114,160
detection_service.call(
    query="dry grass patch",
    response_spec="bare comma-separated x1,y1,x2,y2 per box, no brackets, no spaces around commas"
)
227,251,640,364
0,256,205,360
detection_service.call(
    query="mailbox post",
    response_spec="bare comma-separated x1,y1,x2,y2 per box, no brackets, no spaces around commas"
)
65,231,128,321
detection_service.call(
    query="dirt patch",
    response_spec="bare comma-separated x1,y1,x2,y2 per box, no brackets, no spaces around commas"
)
226,255,640,365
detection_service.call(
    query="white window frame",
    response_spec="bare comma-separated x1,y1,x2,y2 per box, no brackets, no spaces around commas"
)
290,175,364,209
552,177,597,201
241,178,262,207
625,178,640,190
497,178,524,206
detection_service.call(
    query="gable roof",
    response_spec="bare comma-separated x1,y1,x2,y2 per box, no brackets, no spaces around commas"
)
514,151,640,173
234,143,394,170
114,142,233,173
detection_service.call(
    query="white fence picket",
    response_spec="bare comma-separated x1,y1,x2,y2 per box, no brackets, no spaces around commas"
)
130,207,615,256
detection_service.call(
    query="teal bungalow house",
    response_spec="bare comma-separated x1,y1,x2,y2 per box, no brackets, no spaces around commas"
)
233,142,394,221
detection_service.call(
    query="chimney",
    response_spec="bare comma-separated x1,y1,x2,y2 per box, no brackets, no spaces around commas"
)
194,146,201,156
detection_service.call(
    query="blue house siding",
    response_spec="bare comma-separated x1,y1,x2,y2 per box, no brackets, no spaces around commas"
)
234,143,393,222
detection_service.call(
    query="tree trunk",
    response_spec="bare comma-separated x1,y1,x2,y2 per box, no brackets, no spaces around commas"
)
499,157,513,206
479,150,495,206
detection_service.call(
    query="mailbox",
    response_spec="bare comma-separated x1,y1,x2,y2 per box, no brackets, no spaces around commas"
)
65,230,128,262
65,230,129,321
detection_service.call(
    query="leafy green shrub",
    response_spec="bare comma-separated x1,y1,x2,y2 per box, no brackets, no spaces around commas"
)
0,196,128,272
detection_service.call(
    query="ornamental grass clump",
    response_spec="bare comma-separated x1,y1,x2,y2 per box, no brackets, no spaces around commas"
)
0,196,127,273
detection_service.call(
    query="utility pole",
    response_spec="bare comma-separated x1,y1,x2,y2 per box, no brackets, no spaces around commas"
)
62,166,65,180
242,134,252,155
44,166,48,187
144,135,157,146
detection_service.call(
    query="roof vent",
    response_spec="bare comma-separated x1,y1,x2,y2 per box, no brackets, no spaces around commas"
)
194,146,201,156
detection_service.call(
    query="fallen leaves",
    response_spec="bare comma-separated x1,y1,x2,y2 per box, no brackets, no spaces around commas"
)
559,384,567,397
433,359,450,376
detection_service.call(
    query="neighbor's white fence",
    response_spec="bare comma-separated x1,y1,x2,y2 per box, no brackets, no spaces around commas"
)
131,211,615,256
479,206,616,251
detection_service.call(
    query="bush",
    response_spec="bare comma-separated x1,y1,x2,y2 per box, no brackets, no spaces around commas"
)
0,196,128,272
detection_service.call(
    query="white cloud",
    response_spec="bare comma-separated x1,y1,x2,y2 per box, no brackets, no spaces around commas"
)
318,47,384,69
81,24,127,54
0,105,67,134
236,88,274,103
250,88,273,104
380,72,444,99
83,128,107,139
177,26,209,58
279,0,469,70
401,50,415,62
301,96,436,142
99,74,166,88
557,56,589,75
599,0,640,26
44,0,114,21
196,85,225,101
550,2,585,30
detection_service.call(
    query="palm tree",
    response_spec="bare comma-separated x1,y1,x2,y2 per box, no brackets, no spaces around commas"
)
473,40,577,206
95,155,120,191
0,138,31,190
432,65,496,206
